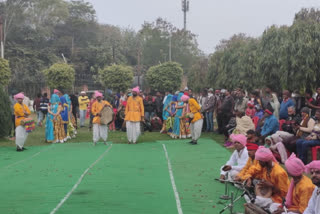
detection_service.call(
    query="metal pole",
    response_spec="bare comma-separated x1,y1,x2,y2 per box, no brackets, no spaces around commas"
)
169,34,172,61
230,192,234,214
0,16,3,58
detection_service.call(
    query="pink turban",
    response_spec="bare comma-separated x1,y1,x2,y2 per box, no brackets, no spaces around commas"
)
14,93,24,100
54,89,60,94
305,160,320,173
132,87,140,93
94,91,103,98
230,134,247,147
285,153,305,176
181,95,189,102
285,153,306,207
255,146,277,162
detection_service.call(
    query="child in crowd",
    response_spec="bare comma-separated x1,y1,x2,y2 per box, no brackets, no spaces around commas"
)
245,101,256,118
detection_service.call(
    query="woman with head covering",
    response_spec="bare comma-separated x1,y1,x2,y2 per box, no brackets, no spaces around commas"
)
64,94,76,139
166,95,178,136
59,93,69,141
171,93,184,139
46,94,64,143
160,94,173,133
13,93,31,151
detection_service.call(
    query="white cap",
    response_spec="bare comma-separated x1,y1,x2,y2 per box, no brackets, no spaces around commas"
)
80,91,86,94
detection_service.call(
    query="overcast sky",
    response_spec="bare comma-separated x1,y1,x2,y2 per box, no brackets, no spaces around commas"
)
86,0,320,54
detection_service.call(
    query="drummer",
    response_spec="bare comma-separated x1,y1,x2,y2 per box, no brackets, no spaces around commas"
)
91,91,112,146
272,153,315,214
13,92,31,151
242,147,289,213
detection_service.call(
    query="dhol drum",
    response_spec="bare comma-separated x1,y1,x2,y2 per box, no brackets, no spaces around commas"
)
100,106,114,125
244,203,269,214
20,118,36,133
254,182,273,198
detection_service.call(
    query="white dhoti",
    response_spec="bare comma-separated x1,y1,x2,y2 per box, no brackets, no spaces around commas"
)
93,123,108,143
15,126,28,149
220,167,240,181
126,121,140,143
190,119,203,141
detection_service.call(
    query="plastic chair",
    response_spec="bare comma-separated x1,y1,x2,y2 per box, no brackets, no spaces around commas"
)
312,146,320,160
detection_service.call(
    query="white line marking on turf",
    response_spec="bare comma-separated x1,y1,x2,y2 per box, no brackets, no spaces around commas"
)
4,144,55,169
50,144,113,214
162,144,183,214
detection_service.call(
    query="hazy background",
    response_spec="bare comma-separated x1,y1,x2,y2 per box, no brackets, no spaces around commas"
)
87,0,320,53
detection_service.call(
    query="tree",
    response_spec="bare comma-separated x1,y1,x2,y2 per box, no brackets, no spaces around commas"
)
0,85,12,138
146,62,183,92
98,64,134,92
0,58,11,86
43,63,75,90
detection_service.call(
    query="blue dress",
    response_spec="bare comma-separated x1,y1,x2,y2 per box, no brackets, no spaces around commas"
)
172,93,184,138
45,94,60,142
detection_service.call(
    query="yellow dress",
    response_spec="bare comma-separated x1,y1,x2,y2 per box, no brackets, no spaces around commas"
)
237,157,260,180
54,105,65,141
14,103,31,127
124,96,144,122
91,100,112,124
188,98,203,123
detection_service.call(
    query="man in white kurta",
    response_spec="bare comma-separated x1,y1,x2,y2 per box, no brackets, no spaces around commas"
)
304,160,320,214
220,134,249,181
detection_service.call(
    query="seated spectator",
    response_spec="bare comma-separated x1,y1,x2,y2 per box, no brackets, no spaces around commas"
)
245,101,256,118
296,109,320,164
279,90,295,120
272,154,315,214
281,106,301,134
223,115,236,146
233,110,255,135
246,129,260,144
272,107,315,154
219,134,249,182
264,135,288,164
260,108,279,139
305,88,316,116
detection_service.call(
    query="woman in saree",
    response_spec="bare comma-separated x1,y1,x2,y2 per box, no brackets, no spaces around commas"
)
171,93,184,139
46,94,64,143
181,98,192,138
59,94,69,141
64,94,76,139
167,95,177,136
160,94,173,133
